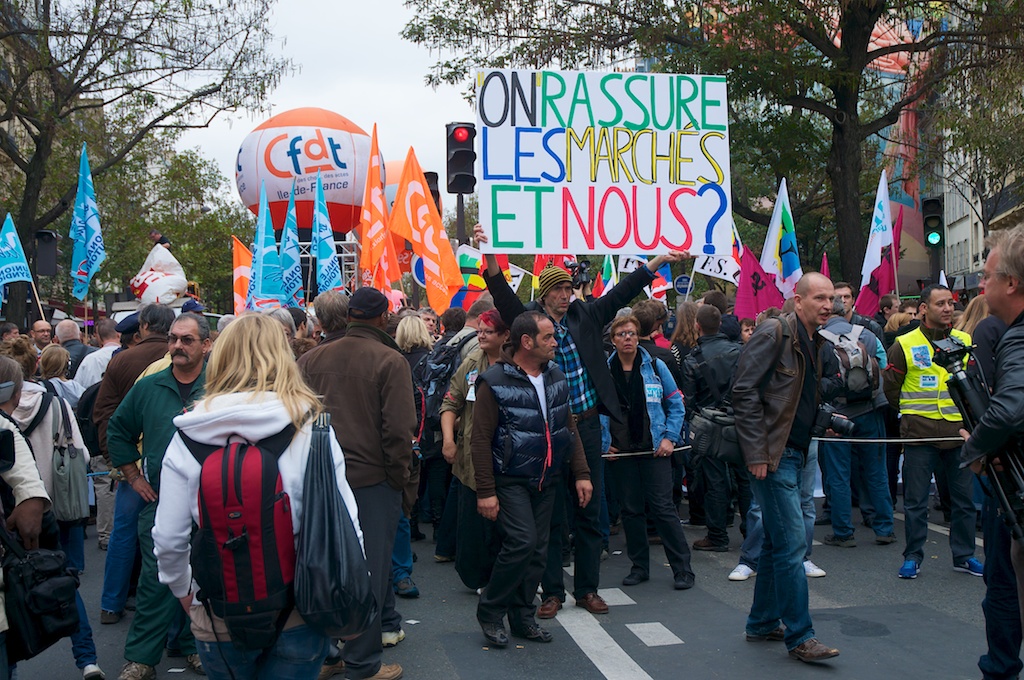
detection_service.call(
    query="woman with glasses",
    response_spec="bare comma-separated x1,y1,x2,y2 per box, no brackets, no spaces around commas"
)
604,315,695,591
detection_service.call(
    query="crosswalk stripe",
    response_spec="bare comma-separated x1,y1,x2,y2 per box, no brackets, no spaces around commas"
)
560,594,653,680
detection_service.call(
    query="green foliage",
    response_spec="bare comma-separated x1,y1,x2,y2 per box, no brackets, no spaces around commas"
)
0,0,290,322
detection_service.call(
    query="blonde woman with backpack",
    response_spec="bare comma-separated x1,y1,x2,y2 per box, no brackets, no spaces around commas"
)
153,313,362,680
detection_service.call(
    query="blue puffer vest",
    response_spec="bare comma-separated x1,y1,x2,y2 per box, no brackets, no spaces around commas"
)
479,358,574,488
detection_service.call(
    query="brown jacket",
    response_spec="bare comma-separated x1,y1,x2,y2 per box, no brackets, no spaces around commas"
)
300,323,414,491
93,334,169,459
733,314,829,472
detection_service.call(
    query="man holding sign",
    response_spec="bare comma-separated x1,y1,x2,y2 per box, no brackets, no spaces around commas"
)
475,224,688,617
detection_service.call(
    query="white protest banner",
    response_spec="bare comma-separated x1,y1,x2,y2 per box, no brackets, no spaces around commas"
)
477,68,732,256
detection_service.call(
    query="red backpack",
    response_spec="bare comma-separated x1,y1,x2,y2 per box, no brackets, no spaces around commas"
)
180,425,296,650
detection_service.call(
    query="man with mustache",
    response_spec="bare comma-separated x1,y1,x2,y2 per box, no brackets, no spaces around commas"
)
107,313,211,680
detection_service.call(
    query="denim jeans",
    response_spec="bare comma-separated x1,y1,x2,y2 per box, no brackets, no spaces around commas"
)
59,522,97,669
101,481,145,613
740,447,815,569
747,447,816,650
391,515,413,584
820,410,894,539
195,625,331,680
902,443,975,565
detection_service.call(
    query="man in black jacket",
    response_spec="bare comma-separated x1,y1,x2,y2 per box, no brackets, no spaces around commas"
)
682,305,747,551
54,319,96,378
475,224,686,617
961,227,1024,677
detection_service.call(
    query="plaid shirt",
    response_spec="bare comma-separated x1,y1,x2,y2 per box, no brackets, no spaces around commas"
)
552,318,598,414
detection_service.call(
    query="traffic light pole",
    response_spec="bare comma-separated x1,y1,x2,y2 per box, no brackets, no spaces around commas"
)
457,194,467,245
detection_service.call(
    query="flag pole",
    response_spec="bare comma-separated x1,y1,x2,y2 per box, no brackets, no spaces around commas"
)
891,240,900,299
684,259,696,302
29,278,45,320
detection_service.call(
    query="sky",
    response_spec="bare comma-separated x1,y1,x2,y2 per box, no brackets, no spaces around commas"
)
177,0,470,214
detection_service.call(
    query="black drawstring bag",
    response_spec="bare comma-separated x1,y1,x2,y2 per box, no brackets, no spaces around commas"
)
0,522,80,662
294,413,377,640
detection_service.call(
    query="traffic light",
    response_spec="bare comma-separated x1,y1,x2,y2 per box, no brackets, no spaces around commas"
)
424,171,442,213
922,196,944,249
446,122,476,194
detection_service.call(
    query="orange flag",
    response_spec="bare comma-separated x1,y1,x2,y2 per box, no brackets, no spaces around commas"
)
389,147,462,311
232,235,252,316
358,125,401,291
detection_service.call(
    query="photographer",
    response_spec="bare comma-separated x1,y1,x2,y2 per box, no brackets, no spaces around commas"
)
732,272,841,663
884,284,982,580
961,226,1024,648
474,224,687,618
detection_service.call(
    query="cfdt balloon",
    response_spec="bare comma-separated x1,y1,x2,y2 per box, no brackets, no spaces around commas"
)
236,107,370,236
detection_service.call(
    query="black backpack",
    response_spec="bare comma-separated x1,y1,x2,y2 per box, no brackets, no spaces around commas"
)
412,333,475,441
74,382,102,459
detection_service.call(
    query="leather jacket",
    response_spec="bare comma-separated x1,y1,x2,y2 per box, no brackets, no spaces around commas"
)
962,309,1024,466
732,313,841,472
682,333,740,418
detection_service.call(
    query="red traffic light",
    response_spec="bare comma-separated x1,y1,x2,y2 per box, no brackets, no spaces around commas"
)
453,127,470,143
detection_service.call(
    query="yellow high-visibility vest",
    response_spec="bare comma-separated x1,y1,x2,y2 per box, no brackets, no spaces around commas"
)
897,326,971,422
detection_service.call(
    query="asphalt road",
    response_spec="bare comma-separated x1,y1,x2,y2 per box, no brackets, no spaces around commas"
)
15,499,992,680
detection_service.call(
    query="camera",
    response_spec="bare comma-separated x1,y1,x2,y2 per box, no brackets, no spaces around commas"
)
810,403,856,438
932,335,973,374
566,259,592,289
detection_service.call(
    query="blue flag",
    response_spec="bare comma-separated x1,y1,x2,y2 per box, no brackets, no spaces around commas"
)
0,214,32,287
311,171,344,294
245,182,286,310
70,143,106,300
279,185,305,307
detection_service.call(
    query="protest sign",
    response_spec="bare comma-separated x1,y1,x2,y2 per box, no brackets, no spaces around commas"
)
477,68,732,256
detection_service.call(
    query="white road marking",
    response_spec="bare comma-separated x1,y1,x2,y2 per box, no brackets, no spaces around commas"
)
596,588,636,606
560,594,653,680
626,622,684,647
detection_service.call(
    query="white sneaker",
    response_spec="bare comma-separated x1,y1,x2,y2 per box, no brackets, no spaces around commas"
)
728,564,756,581
382,628,406,648
83,664,105,680
804,560,827,578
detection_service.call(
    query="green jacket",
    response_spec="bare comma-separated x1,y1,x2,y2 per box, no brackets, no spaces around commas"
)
107,365,206,493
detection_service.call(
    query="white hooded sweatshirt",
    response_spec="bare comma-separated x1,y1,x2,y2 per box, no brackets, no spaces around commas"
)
152,391,363,601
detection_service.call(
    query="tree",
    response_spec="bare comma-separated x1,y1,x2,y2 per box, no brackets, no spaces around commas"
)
0,0,290,322
927,52,1024,238
34,133,255,316
402,0,1024,282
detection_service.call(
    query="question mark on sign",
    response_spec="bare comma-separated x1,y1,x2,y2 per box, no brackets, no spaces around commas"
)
698,183,727,255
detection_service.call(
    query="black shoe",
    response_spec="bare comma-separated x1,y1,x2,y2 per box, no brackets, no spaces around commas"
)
479,621,509,647
510,623,553,643
622,569,649,586
674,572,695,590
814,514,831,526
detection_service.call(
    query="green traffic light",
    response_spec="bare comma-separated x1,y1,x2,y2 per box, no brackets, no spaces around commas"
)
926,231,942,246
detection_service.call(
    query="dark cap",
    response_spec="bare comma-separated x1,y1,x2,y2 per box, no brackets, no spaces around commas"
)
348,288,389,319
115,312,140,334
182,299,205,313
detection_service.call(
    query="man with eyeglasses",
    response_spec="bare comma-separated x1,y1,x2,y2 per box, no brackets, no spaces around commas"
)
29,319,52,355
106,312,211,680
474,224,687,618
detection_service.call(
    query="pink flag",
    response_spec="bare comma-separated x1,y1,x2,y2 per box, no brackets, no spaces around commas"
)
821,252,830,278
854,205,903,316
735,247,785,319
